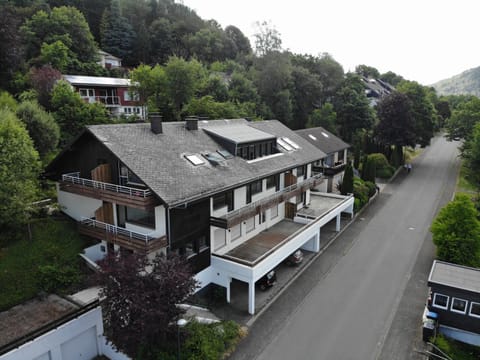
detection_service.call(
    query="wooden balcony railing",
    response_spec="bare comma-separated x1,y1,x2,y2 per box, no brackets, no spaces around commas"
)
78,218,167,254
60,172,158,210
210,173,324,228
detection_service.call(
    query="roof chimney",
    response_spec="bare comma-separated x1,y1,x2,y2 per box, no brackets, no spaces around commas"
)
150,113,162,134
185,116,198,131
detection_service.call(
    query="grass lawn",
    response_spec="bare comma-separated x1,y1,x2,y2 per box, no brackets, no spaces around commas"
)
0,216,89,311
433,335,480,360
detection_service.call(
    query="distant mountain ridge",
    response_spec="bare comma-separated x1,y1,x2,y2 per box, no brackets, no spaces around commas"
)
432,67,480,96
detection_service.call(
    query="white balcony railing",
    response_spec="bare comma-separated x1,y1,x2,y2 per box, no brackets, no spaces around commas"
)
62,172,151,198
223,173,323,220
80,217,156,243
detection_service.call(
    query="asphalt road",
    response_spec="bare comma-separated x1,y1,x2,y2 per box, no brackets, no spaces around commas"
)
230,135,460,360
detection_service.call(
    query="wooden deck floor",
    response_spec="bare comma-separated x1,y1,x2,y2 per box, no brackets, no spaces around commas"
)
224,220,304,265
220,193,348,266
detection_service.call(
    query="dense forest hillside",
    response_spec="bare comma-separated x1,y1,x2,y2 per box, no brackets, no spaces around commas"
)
432,67,480,96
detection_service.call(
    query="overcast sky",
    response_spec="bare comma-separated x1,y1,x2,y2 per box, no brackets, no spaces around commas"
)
180,0,480,85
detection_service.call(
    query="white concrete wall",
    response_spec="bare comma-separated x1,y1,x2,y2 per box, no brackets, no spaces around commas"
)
0,308,104,360
57,187,102,221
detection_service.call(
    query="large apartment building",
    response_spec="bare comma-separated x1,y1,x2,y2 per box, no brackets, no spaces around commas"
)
46,117,354,314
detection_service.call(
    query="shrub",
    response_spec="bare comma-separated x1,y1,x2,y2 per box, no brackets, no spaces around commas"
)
364,181,377,197
368,153,395,179
183,320,241,360
361,156,376,183
38,264,80,292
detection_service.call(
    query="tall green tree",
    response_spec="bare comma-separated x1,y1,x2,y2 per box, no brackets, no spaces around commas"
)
224,25,252,56
254,51,293,124
355,64,380,79
375,92,416,147
164,56,206,120
462,122,480,188
361,155,376,183
292,53,344,103
21,6,98,65
291,65,323,129
341,163,354,195
0,109,40,232
306,103,337,134
100,0,136,62
334,74,374,143
445,96,480,142
0,4,25,91
39,40,69,72
51,80,110,145
149,18,174,64
130,64,166,112
187,26,226,63
16,100,60,159
431,194,480,267
397,80,435,147
379,71,404,87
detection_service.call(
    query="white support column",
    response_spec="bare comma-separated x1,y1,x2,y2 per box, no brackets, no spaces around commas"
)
336,214,341,232
226,278,231,303
248,280,255,315
316,229,321,252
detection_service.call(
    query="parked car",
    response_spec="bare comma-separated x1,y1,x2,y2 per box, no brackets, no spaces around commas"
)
284,249,304,266
257,270,277,291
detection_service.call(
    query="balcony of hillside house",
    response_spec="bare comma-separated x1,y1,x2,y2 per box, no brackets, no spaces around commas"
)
59,172,159,210
212,192,354,267
95,95,120,106
78,218,167,254
210,173,325,229
313,161,346,176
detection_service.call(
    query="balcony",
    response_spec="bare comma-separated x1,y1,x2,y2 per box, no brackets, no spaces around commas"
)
95,95,120,107
210,173,324,229
313,162,346,176
60,172,159,210
213,192,354,267
78,218,167,254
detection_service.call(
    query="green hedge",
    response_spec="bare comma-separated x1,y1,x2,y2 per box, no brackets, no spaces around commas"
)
368,153,395,179
353,177,377,212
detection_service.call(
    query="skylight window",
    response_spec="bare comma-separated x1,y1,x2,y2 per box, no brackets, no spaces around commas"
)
308,134,317,141
205,153,224,166
282,137,300,149
321,131,330,138
185,154,205,166
277,138,294,151
217,149,233,159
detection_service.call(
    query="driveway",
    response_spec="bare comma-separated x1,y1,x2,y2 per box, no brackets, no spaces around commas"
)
229,135,460,360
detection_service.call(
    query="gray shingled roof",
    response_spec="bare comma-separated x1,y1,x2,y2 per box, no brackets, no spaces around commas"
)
295,127,350,155
428,260,480,293
87,119,326,207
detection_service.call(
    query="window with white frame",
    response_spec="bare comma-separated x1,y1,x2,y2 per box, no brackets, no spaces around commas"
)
79,88,94,98
271,204,278,219
450,297,468,314
469,302,480,318
124,90,139,101
432,293,449,310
